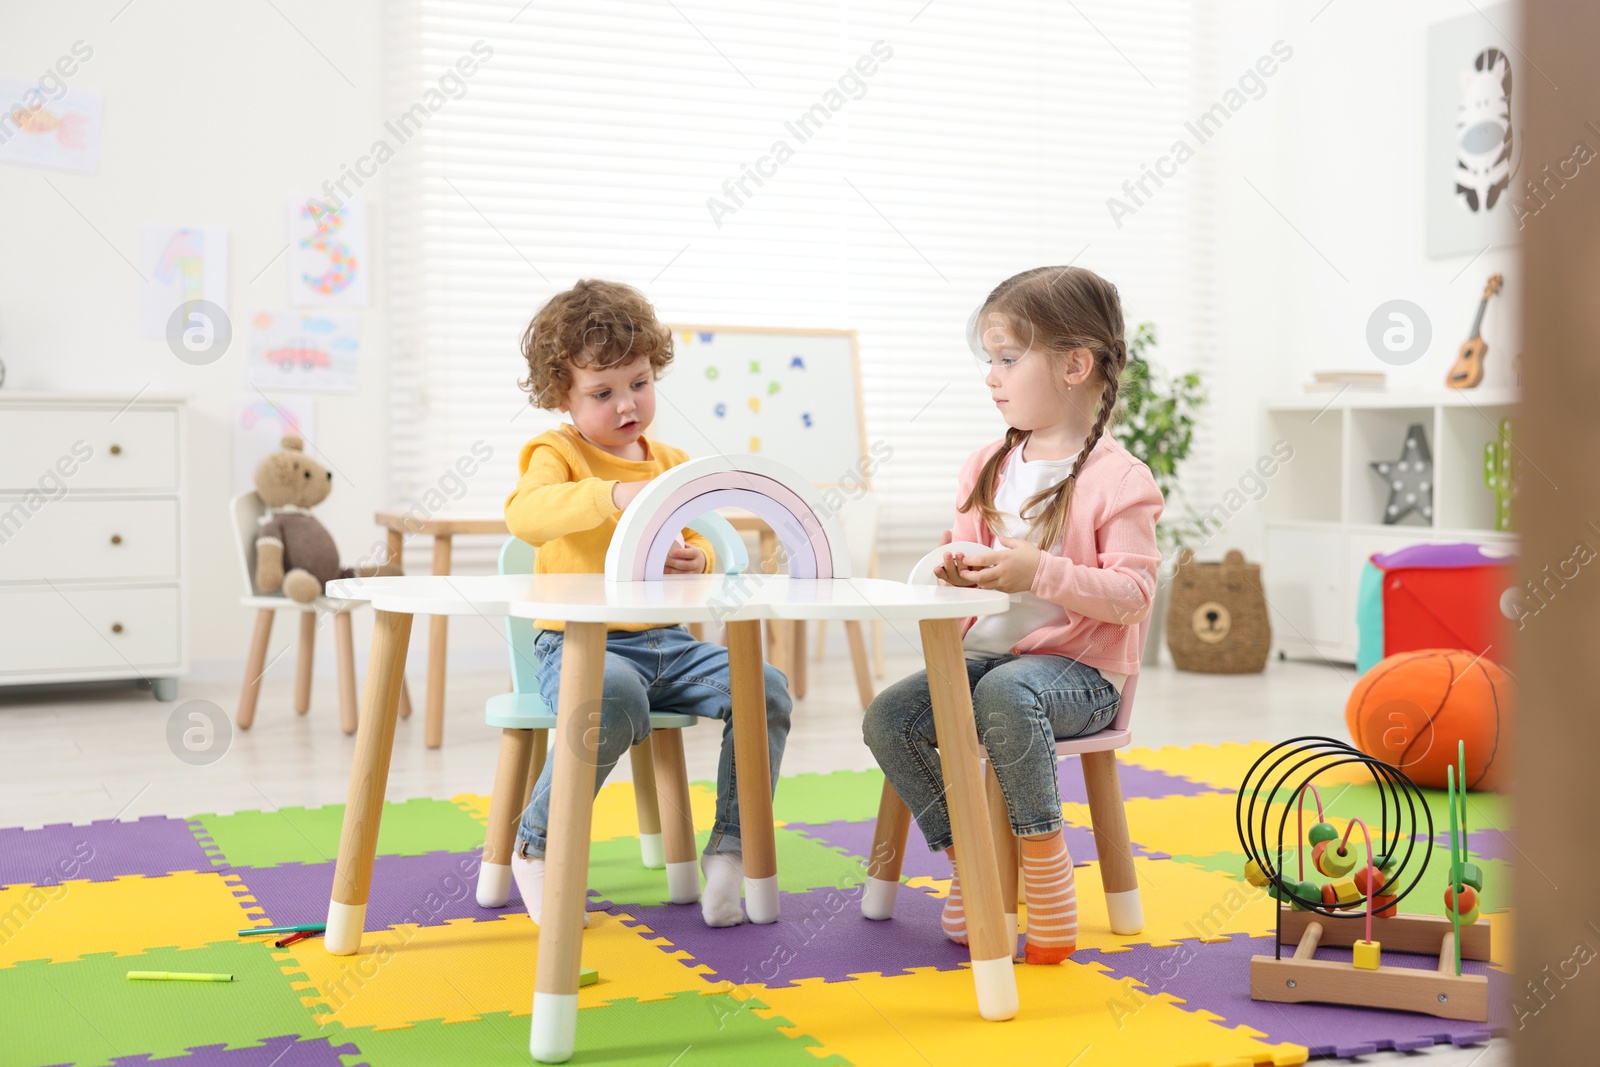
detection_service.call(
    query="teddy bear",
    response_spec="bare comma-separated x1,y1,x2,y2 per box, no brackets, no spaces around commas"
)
253,433,393,602
1165,547,1272,673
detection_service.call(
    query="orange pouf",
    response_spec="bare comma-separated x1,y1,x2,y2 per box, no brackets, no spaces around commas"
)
1345,648,1512,790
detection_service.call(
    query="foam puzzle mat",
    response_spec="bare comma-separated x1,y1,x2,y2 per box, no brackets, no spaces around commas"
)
0,745,1512,1065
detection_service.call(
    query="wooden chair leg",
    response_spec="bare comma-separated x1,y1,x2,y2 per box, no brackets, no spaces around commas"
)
814,619,827,660
386,530,413,723
1081,749,1144,935
524,728,549,811
294,611,316,714
651,728,700,903
687,622,705,641
237,608,275,730
862,778,913,919
334,611,359,735
629,742,665,869
398,676,414,719
845,620,875,709
985,760,1019,949
792,620,808,699
477,727,534,906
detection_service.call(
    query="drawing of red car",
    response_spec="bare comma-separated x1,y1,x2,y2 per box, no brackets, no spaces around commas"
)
265,346,331,371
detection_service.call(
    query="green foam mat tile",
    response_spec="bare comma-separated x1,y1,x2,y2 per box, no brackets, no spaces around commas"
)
326,994,847,1066
590,829,870,909
189,799,489,870
1258,780,1511,835
0,939,324,1067
693,768,886,827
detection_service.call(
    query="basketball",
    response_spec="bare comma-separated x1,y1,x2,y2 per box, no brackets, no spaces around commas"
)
1344,648,1512,791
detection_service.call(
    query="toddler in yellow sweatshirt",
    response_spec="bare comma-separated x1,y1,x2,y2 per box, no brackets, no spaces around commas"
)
504,279,792,928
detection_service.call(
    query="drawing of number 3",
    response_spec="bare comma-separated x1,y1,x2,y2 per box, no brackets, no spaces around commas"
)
299,204,357,296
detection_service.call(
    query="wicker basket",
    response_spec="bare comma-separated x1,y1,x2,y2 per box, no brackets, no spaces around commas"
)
1165,548,1271,673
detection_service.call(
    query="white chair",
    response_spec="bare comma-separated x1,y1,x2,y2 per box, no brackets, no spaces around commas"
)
474,514,752,909
861,540,1148,943
230,491,412,734
811,491,883,707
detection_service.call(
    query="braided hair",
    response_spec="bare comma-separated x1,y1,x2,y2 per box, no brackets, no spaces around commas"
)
960,266,1129,552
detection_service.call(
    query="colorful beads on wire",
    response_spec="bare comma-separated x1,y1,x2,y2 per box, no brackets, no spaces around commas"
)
1307,822,1339,847
1312,839,1357,877
1445,884,1481,925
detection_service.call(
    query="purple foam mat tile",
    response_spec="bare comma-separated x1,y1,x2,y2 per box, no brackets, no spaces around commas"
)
615,883,978,988
103,1035,364,1066
784,817,1164,876
233,850,611,931
1055,756,1226,803
1075,933,1507,1058
0,816,218,889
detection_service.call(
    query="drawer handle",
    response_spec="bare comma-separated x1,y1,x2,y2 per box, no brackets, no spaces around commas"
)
110,444,123,455
111,622,124,634
111,534,123,545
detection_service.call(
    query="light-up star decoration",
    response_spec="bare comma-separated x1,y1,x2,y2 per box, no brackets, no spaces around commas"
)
1371,423,1433,524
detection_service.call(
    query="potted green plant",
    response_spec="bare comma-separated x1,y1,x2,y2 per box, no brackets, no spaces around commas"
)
1111,322,1207,666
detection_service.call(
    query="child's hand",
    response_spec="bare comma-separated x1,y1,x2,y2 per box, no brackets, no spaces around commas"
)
612,480,650,510
931,529,978,587
958,535,1040,594
664,542,706,574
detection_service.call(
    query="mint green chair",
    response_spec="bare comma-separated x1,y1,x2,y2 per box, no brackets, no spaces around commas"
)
475,515,751,909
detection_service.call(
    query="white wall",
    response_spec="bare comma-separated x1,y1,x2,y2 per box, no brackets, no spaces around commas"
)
1193,0,1521,563
0,1,503,687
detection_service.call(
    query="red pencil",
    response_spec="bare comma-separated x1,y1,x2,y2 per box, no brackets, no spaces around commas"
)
275,930,314,948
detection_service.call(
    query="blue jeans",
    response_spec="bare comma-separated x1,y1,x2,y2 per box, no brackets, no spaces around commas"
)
862,653,1119,853
516,625,792,859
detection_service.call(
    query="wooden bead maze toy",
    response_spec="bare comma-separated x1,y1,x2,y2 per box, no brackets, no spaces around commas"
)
1236,737,1490,1022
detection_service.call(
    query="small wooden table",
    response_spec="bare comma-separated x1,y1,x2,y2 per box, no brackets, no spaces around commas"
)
373,512,512,748
322,572,1014,1063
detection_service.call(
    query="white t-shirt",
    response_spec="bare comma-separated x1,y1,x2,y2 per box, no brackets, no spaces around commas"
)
960,444,1127,694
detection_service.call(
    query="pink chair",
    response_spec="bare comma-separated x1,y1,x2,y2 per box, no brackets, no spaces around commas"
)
861,541,1148,944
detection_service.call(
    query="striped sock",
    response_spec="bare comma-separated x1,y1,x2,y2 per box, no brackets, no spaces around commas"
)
941,848,968,946
1020,831,1077,964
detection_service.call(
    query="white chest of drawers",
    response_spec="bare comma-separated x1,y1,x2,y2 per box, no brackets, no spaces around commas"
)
0,393,187,700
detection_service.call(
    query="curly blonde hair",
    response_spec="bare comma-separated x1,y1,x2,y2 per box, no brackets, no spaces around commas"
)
518,279,675,410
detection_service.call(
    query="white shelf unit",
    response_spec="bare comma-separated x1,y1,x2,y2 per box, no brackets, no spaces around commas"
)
0,393,188,699
1262,389,1518,663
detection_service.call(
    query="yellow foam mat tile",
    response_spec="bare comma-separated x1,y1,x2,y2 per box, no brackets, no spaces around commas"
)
909,857,1276,952
1065,792,1247,860
453,781,722,844
746,963,1306,1066
0,871,260,968
1122,743,1367,792
281,910,714,1030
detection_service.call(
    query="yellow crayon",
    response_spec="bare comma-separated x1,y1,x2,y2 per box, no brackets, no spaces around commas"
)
127,971,235,982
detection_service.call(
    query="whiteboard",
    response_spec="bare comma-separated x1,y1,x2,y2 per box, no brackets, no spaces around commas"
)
650,326,867,488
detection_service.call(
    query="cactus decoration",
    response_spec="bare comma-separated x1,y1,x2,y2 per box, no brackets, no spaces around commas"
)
1482,417,1517,532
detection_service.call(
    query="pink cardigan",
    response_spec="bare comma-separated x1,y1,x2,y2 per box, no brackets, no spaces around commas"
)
949,433,1164,676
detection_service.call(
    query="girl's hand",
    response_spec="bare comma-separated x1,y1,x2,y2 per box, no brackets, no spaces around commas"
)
664,541,706,574
958,535,1040,594
931,529,977,587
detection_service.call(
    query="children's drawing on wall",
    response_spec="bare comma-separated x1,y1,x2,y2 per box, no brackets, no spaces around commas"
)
140,225,228,339
232,395,316,495
286,196,370,307
0,77,102,174
246,310,360,393
1426,5,1521,257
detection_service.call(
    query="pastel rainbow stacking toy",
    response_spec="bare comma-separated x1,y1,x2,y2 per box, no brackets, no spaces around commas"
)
605,454,852,582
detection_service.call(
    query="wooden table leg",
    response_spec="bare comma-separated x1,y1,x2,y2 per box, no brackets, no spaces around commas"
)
726,619,779,924
845,620,875,709
792,620,808,699
334,611,359,735
530,621,606,1063
425,535,452,748
325,609,413,955
385,529,412,720
920,617,1018,1021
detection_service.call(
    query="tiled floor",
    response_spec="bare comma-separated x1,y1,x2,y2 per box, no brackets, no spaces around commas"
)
0,629,1507,1066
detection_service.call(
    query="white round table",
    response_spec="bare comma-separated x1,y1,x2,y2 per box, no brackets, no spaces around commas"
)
323,572,1015,1062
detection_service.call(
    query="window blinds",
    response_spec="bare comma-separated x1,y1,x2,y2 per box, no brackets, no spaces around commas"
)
385,0,1212,563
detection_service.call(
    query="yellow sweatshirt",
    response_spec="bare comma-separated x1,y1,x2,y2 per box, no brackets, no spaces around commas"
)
504,423,716,632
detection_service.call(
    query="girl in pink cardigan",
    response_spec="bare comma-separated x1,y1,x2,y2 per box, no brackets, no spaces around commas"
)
862,266,1162,965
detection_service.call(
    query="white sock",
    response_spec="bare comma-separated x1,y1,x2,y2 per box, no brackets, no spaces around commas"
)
511,853,588,928
700,852,746,928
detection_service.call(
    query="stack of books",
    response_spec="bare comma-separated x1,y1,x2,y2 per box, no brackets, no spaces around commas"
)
1305,370,1386,391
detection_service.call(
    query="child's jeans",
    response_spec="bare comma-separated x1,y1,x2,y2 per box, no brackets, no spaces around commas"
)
862,652,1119,853
515,624,792,860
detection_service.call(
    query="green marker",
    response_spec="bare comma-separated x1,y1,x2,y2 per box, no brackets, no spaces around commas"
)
238,924,326,937
128,971,235,982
